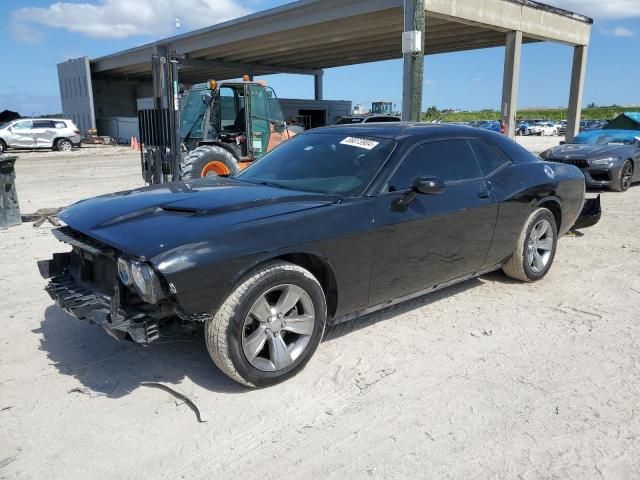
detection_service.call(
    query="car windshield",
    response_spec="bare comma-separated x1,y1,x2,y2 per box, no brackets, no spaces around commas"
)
236,132,396,196
573,130,639,145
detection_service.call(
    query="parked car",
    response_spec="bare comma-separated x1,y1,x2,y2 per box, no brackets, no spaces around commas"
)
529,122,557,136
39,123,599,387
557,120,568,136
516,121,531,136
478,120,501,132
541,129,640,192
0,118,81,153
584,120,608,131
335,115,401,124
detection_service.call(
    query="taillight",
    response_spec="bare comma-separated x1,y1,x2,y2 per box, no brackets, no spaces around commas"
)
74,130,81,135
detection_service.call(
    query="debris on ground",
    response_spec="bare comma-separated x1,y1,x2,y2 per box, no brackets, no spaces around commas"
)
141,382,208,423
67,386,108,398
21,208,64,228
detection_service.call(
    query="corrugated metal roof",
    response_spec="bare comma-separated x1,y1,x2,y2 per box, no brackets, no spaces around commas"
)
623,112,640,124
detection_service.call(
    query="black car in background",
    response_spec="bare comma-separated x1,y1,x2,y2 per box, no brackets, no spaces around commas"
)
541,129,640,192
39,124,597,387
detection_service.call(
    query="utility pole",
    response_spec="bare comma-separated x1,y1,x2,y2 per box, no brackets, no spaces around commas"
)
401,0,425,122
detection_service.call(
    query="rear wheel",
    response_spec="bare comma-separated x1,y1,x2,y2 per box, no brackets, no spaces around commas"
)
205,261,327,387
612,160,633,192
503,208,558,282
56,138,73,152
180,145,239,180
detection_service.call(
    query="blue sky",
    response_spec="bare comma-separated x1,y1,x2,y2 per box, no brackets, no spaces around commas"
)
1,0,639,115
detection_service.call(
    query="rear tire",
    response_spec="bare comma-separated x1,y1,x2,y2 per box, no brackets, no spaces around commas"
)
56,138,73,152
503,208,558,282
205,261,327,388
611,160,633,192
181,145,239,179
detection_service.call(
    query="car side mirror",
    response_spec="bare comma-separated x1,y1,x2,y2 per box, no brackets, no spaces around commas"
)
559,140,566,145
413,176,445,195
394,176,445,208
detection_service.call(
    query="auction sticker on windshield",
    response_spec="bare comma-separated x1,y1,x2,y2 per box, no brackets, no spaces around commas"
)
340,137,379,150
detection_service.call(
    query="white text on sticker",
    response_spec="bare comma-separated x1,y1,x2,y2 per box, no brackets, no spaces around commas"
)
340,137,379,150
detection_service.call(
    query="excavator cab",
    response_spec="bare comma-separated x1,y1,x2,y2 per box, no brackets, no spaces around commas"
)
178,80,293,178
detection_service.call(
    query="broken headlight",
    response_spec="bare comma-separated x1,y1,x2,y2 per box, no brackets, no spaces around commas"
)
118,257,165,304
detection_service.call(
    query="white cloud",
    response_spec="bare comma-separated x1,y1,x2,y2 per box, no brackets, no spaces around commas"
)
606,26,636,37
544,0,640,19
11,0,250,41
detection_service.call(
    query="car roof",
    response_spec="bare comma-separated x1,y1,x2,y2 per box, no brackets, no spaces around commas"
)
308,122,485,140
11,118,71,122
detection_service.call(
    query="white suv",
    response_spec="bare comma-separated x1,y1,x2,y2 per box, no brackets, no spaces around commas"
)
0,118,82,153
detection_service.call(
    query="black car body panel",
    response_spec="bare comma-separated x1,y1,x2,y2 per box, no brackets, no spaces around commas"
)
41,124,596,344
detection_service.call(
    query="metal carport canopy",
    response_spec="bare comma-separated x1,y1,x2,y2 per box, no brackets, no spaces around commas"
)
90,0,592,84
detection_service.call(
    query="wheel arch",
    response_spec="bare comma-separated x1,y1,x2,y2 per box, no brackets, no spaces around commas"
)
197,140,240,160
54,137,71,147
534,196,562,231
225,252,339,320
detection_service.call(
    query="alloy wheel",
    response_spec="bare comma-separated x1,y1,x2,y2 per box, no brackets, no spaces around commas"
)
242,284,316,372
621,162,633,191
527,219,554,273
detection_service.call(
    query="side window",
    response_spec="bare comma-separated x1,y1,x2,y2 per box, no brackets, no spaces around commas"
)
12,120,32,130
469,140,510,176
54,121,67,129
219,87,237,129
33,120,54,128
387,140,482,191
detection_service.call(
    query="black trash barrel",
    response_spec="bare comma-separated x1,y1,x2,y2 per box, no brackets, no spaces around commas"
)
0,155,21,229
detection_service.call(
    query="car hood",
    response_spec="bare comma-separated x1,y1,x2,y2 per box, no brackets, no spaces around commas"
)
59,177,337,259
545,143,625,159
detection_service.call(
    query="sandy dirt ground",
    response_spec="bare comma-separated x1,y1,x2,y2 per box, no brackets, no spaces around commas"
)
1,138,639,479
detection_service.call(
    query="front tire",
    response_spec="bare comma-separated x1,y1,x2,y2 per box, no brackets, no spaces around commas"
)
503,208,558,282
611,160,633,192
0,139,6,153
181,145,239,180
205,261,327,388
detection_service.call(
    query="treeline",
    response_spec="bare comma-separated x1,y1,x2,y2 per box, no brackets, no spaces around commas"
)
422,105,635,122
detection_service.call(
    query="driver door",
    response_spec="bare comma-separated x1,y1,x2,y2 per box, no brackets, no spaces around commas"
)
368,139,498,306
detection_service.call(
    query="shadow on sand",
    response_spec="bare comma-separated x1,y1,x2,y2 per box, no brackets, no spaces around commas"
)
38,274,496,397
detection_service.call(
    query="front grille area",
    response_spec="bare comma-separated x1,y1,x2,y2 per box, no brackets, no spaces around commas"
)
546,158,590,169
52,226,114,258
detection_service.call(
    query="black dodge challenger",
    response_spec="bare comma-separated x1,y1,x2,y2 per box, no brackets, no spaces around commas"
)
540,129,640,192
40,124,599,387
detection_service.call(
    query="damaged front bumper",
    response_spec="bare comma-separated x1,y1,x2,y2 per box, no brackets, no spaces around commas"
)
39,254,161,345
